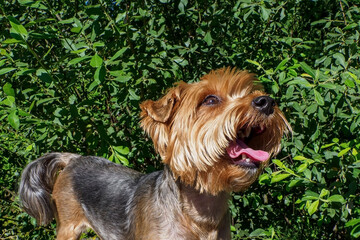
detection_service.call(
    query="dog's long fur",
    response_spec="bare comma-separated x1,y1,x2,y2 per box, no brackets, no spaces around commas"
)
19,68,290,240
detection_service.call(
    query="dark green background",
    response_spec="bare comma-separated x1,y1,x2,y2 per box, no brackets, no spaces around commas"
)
0,0,359,239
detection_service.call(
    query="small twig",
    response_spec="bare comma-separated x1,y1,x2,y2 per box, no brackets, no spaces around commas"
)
339,0,347,25
1,186,16,197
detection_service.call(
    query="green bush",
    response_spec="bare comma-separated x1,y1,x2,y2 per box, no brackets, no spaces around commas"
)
0,0,359,239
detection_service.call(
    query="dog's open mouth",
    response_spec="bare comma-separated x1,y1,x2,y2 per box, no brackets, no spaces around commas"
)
226,125,268,169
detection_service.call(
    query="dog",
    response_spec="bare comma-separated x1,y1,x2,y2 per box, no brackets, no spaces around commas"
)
19,68,290,240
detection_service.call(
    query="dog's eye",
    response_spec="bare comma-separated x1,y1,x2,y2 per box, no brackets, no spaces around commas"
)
202,95,221,106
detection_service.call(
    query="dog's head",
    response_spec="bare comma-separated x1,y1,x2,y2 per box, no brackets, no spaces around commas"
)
140,68,290,195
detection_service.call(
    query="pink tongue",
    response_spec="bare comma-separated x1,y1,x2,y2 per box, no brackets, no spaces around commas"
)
226,139,269,162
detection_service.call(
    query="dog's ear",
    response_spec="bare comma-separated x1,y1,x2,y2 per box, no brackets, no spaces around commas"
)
140,83,185,159
140,90,178,123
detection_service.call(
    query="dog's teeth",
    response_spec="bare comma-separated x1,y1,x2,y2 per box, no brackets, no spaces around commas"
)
245,158,251,163
238,132,245,138
245,127,251,137
241,154,246,159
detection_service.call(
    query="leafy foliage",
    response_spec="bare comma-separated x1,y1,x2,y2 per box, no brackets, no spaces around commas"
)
0,0,359,239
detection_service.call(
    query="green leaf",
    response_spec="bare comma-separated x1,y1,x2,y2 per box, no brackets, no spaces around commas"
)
128,89,140,100
328,194,345,203
272,159,286,169
304,169,312,180
113,146,130,155
110,71,132,82
311,19,327,25
288,179,301,188
321,143,336,149
2,38,23,44
351,225,360,238
204,32,213,46
271,173,291,183
94,65,106,82
260,6,271,21
112,153,129,166
173,57,188,67
93,42,105,48
343,23,358,30
3,83,15,97
249,228,267,237
302,195,319,201
338,147,351,157
59,18,74,24
300,62,315,78
36,97,58,106
258,174,270,184
8,16,28,38
287,77,313,87
0,67,16,75
348,72,358,82
319,189,330,198
297,163,308,173
319,83,337,89
293,156,308,161
114,76,132,83
109,47,129,62
308,200,319,215
178,0,187,13
275,58,289,72
90,54,103,68
70,48,87,54
314,89,324,106
88,80,100,92
70,27,82,33
8,110,20,130
344,79,355,88
36,69,52,83
333,53,346,68
346,219,360,227
306,104,317,114
246,59,261,68
1,96,15,107
68,56,91,66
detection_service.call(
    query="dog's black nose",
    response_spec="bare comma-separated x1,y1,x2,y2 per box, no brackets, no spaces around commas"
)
252,96,275,115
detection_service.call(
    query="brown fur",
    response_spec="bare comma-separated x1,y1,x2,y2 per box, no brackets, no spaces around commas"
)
141,68,290,195
52,171,90,240
19,68,290,240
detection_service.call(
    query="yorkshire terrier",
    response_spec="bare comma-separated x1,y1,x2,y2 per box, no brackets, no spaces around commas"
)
19,68,290,240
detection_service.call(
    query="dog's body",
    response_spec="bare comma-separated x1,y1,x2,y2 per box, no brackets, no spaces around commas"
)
19,68,290,240
21,153,230,239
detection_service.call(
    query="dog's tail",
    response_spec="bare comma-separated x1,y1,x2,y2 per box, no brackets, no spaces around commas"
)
19,152,80,225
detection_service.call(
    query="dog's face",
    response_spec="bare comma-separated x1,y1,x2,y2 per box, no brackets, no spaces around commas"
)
140,68,290,195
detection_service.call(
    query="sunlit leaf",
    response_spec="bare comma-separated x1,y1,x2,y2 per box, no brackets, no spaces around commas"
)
8,16,28,38
90,53,103,68
271,173,291,183
8,110,20,130
0,68,16,75
314,89,324,106
300,62,315,78
328,195,345,203
3,83,15,97
308,200,319,215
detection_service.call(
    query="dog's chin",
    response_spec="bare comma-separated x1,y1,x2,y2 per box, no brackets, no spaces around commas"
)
227,166,260,192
